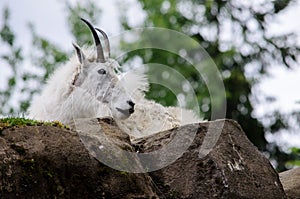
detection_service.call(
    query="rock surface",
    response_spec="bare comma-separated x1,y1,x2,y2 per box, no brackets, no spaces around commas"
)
0,118,157,199
134,119,286,199
280,167,300,199
0,118,286,198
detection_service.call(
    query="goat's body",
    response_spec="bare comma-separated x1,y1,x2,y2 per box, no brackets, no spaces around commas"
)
117,98,200,138
29,19,201,139
29,51,200,137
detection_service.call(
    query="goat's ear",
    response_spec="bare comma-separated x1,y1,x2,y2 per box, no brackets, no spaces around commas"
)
72,43,85,64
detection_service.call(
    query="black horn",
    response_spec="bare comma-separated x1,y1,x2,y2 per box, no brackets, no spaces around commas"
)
95,28,110,58
80,18,105,63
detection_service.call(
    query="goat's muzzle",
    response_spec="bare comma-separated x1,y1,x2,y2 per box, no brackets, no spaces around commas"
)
116,100,135,118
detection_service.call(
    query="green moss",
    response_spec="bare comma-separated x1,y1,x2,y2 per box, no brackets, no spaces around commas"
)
119,171,128,176
0,117,70,133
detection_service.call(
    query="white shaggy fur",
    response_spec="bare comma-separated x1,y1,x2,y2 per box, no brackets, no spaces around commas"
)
29,48,134,124
117,72,200,138
118,99,200,138
28,21,200,138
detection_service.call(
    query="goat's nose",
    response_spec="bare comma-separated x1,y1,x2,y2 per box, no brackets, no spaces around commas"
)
127,100,135,114
127,100,135,108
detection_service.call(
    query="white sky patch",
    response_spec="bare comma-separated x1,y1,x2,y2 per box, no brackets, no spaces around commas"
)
120,0,147,27
255,66,300,115
267,1,300,40
266,129,300,151
0,0,70,50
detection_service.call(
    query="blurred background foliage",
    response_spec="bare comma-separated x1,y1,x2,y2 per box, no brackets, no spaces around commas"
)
0,0,299,171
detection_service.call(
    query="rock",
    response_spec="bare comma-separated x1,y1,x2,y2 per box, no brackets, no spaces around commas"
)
134,119,286,198
0,118,157,199
280,167,300,199
0,118,286,198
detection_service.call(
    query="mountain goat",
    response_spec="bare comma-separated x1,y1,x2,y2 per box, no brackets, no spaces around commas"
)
28,18,200,138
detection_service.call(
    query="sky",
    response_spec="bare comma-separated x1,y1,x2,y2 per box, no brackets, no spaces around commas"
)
0,0,299,147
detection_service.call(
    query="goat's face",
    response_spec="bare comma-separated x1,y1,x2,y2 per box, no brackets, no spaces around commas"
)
72,18,135,119
84,60,134,119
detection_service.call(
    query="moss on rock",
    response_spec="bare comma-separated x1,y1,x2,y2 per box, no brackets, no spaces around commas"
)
0,117,69,133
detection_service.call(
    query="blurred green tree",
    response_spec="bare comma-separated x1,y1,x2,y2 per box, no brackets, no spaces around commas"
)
0,7,24,114
118,0,300,171
0,1,100,116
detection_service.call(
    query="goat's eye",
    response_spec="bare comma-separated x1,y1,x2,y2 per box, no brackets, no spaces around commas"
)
98,69,106,75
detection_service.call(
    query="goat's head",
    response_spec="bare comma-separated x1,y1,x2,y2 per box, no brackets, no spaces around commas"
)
72,18,135,119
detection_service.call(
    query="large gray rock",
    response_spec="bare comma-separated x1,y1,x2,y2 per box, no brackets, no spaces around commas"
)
280,167,300,199
0,118,286,198
134,119,286,198
0,119,157,199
